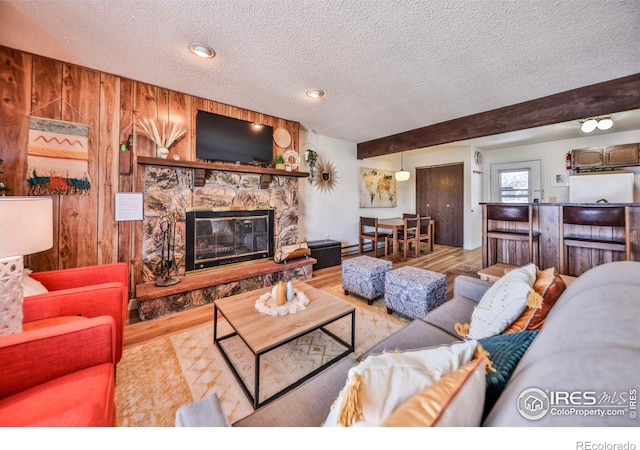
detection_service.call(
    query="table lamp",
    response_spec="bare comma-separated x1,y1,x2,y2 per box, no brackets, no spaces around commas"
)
0,196,53,336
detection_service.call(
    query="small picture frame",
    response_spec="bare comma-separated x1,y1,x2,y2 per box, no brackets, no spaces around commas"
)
550,171,568,187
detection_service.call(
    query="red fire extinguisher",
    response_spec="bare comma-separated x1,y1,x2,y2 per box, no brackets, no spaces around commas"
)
565,152,572,170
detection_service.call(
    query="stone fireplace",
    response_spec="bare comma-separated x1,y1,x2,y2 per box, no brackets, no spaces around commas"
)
185,207,275,272
137,164,311,321
142,165,300,281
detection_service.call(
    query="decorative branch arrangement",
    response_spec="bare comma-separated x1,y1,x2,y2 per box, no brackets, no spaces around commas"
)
137,118,187,148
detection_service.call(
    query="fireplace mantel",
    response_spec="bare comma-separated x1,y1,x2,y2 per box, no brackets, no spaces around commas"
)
137,156,310,178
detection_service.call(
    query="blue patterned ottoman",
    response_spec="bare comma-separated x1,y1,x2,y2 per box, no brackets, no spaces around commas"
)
384,266,446,319
342,256,392,305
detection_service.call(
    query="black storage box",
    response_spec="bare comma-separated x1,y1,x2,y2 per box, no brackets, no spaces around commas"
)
307,240,341,270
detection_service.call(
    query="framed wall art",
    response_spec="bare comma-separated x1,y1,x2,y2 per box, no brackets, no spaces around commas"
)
550,170,569,187
359,167,397,208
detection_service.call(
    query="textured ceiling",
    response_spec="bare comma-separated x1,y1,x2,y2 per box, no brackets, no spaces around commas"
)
1,0,640,149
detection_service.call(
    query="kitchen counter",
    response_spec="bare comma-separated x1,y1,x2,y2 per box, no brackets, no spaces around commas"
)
481,203,640,276
480,202,640,206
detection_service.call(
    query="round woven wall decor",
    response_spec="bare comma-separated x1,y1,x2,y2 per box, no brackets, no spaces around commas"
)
273,127,292,148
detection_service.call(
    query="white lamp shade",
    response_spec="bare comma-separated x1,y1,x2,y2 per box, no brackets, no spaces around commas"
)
395,170,411,182
0,196,53,258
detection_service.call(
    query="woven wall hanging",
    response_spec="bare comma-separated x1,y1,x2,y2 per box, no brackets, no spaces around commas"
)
26,116,91,195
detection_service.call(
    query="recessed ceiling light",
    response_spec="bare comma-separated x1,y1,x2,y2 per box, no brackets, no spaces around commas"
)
252,123,263,130
306,89,324,99
188,42,215,59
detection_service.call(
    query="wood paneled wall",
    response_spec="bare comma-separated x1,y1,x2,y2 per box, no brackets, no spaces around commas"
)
0,46,299,293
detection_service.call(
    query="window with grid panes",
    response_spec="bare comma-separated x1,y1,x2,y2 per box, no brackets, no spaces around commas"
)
499,169,530,203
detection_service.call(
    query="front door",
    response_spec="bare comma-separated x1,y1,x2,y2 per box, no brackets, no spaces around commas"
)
416,163,464,247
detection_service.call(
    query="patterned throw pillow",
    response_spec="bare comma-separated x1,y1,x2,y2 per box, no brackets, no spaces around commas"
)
479,330,539,388
465,263,537,340
503,267,566,333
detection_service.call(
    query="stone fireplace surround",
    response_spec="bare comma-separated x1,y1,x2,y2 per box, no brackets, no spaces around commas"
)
137,164,312,321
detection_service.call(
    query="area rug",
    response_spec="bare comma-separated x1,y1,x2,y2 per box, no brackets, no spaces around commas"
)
115,292,408,427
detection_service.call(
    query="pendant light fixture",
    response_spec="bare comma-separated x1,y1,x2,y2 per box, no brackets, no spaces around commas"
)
395,152,410,182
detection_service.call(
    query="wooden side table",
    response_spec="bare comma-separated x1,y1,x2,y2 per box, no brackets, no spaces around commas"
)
477,263,517,282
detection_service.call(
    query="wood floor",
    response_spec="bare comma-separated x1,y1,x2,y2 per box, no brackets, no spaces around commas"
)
123,244,482,349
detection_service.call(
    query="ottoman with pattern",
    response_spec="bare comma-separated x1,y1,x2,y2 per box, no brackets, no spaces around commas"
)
384,266,447,319
342,255,392,305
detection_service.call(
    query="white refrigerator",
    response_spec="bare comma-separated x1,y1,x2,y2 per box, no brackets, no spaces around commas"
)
569,172,635,203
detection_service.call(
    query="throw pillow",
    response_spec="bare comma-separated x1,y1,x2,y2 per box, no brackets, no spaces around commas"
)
323,339,478,427
22,273,49,297
503,267,566,333
464,263,537,340
382,357,487,427
478,330,539,389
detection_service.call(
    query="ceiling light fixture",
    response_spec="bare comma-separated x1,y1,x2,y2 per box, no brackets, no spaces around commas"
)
596,117,614,131
306,89,324,99
395,152,410,182
188,42,215,59
580,115,613,133
252,123,263,130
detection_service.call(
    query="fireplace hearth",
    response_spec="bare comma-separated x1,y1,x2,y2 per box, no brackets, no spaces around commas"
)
185,207,275,272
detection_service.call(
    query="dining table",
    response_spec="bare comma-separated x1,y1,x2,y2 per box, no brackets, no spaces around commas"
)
376,217,435,261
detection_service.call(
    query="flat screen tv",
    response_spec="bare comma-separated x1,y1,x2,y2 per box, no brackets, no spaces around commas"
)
196,110,274,165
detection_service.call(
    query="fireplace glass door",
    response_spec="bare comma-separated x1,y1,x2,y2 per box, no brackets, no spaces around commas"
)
186,209,274,271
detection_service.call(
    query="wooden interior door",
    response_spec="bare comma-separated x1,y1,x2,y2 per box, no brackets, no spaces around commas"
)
416,163,464,247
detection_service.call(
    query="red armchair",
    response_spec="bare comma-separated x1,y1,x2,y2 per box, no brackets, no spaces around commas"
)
0,316,117,426
0,263,128,426
25,262,128,363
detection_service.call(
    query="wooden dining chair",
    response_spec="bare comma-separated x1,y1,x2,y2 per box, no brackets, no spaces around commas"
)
417,216,432,255
385,216,420,260
395,213,417,238
359,216,391,258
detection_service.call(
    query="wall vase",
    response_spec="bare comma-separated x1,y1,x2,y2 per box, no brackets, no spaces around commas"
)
156,147,170,159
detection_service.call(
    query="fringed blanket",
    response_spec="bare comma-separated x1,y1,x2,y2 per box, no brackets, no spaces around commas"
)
27,116,91,195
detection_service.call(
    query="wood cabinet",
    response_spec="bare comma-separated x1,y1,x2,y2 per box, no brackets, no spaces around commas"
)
571,143,639,170
571,147,604,169
604,144,639,167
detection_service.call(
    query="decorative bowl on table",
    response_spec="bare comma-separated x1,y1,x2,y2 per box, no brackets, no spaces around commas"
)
254,285,310,316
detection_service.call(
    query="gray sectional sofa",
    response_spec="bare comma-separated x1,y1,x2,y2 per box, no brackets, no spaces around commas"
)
217,261,640,427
